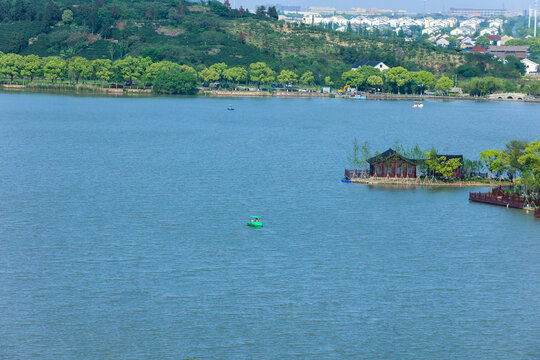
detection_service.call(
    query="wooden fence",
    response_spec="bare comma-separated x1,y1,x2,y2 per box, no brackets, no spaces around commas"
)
469,191,526,209
345,169,370,179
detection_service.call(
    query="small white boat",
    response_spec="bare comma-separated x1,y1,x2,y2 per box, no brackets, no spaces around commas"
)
413,102,424,108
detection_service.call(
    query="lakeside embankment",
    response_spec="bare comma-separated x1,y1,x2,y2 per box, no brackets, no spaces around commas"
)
1,83,539,102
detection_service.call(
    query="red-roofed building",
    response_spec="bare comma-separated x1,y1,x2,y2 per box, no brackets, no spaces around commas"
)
486,35,501,46
467,46,488,53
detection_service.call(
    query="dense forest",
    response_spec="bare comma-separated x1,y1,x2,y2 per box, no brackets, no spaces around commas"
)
0,0,529,85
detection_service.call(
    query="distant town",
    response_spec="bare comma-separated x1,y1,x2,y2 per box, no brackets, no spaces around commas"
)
269,5,539,76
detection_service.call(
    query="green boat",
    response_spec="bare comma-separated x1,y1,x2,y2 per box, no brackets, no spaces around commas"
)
247,216,263,227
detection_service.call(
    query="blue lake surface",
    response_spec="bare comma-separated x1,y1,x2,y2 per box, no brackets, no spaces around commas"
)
0,93,539,359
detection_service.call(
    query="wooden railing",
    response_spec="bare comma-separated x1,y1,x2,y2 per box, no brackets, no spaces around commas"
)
345,169,370,179
469,191,526,209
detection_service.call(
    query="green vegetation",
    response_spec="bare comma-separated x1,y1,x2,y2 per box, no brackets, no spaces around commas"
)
506,37,540,64
424,150,462,178
480,140,540,196
0,0,534,90
347,141,466,180
153,66,197,94
0,50,482,97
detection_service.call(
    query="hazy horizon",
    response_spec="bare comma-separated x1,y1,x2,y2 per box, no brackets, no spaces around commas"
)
229,0,533,12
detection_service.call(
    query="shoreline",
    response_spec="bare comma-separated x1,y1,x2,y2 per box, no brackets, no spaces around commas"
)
350,178,512,187
1,84,539,103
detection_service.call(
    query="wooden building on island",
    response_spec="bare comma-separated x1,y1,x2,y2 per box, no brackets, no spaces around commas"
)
368,149,417,178
366,148,464,178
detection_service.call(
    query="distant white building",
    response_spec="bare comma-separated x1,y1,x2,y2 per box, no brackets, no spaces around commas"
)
451,27,467,36
480,27,500,36
422,27,437,35
489,19,504,29
435,37,450,47
460,37,475,49
352,60,390,71
521,58,539,74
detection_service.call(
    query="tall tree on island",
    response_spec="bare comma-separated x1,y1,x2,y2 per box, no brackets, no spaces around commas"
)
479,149,509,179
348,137,363,169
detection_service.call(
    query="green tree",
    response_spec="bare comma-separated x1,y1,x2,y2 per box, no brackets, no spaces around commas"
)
208,0,230,17
475,36,490,49
153,68,198,94
92,59,113,83
249,62,275,87
446,36,460,50
523,81,540,96
463,77,503,96
43,56,67,83
179,65,197,76
367,75,383,88
324,76,334,87
277,70,298,85
360,140,371,170
68,57,92,83
517,140,540,193
0,53,23,83
348,137,362,169
504,139,527,180
20,55,42,82
299,71,315,86
423,150,461,178
224,66,248,85
267,6,278,20
209,62,228,81
385,67,411,94
62,9,73,24
113,56,148,83
144,61,181,83
199,67,220,83
438,157,463,178
435,76,453,94
357,65,380,78
42,0,61,30
480,149,509,177
341,70,365,88
412,70,436,94
425,150,441,176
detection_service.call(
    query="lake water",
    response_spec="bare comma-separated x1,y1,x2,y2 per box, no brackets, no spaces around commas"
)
0,93,539,359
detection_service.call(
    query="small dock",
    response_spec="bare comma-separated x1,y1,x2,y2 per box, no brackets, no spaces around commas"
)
469,186,526,209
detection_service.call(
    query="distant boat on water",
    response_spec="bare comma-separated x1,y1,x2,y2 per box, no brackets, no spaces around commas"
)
413,102,424,108
227,105,234,110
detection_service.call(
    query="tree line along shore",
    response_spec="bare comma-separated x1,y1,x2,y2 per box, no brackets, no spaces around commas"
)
1,53,540,97
0,0,539,97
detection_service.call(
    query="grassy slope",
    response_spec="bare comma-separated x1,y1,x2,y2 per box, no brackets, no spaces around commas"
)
1,12,471,80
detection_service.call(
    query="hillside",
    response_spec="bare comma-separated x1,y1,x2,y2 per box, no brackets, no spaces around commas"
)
0,0,524,83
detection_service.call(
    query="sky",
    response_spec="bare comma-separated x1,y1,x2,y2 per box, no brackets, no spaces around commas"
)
230,0,533,12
